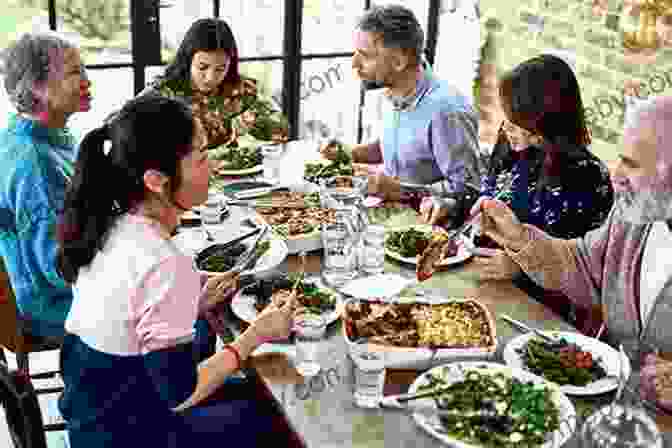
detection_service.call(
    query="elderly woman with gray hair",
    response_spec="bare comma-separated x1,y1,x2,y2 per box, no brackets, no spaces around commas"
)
0,33,91,339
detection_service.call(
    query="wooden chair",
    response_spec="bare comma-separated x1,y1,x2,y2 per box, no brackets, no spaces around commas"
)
0,259,66,448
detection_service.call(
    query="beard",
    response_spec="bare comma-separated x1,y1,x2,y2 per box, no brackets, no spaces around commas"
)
614,187,672,224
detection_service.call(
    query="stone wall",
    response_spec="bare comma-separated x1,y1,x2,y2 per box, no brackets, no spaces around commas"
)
477,0,672,163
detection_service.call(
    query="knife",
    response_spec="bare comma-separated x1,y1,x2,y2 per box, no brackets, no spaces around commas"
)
233,185,286,200
500,314,556,343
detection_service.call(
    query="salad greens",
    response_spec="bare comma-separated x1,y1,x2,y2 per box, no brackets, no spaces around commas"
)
517,338,607,387
304,142,354,184
385,228,431,258
210,144,262,171
419,368,561,448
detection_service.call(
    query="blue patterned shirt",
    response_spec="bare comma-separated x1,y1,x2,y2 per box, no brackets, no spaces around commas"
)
0,114,75,337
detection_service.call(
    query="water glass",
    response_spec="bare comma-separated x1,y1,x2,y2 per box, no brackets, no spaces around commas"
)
350,341,386,408
361,225,385,275
319,176,367,209
294,312,327,377
321,210,357,287
261,143,283,181
201,197,222,235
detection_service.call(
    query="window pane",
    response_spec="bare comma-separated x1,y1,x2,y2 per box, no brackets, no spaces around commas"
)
68,68,135,142
434,0,482,100
240,60,284,103
300,58,360,142
302,0,365,54
370,0,430,34
56,0,131,65
159,0,213,62
0,1,50,51
220,1,284,57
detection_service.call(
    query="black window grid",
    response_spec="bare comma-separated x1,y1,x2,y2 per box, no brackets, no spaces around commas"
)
42,0,443,142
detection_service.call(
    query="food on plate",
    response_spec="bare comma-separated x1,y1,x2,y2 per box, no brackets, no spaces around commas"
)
256,192,336,238
304,142,354,184
196,240,271,272
344,300,494,348
244,275,336,315
516,337,608,387
386,228,431,258
416,233,460,281
209,144,262,171
418,367,561,447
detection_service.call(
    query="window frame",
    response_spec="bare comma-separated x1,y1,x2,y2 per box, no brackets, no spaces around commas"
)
43,0,442,142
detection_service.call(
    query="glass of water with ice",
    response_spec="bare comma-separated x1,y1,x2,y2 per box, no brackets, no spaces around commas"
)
361,225,385,275
294,312,327,377
350,339,386,408
321,209,358,287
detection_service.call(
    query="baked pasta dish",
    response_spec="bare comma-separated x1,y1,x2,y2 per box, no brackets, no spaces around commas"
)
344,299,495,349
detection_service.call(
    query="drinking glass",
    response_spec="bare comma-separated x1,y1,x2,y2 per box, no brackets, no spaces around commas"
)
319,175,367,210
350,340,386,408
361,225,385,275
261,143,283,182
321,209,358,287
294,312,327,377
201,197,222,240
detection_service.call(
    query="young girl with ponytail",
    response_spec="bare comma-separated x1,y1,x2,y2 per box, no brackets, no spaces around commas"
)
57,95,296,447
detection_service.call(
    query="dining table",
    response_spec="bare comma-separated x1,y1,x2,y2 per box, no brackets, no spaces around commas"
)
201,140,672,448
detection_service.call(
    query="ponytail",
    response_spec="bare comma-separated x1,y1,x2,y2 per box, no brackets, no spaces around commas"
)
57,124,119,284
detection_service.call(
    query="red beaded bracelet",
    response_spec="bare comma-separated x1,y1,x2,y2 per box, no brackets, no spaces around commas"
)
222,344,241,370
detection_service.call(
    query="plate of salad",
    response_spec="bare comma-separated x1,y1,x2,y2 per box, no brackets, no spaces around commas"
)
231,274,343,325
209,142,263,175
384,225,472,267
407,361,576,448
503,331,629,396
304,141,354,184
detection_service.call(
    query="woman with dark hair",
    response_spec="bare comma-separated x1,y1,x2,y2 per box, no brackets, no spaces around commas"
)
423,54,614,330
143,18,287,152
57,95,297,447
0,33,91,339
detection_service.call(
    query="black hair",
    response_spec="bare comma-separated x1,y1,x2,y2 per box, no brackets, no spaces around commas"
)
495,54,593,187
57,95,194,283
162,18,240,87
498,54,591,147
357,5,425,65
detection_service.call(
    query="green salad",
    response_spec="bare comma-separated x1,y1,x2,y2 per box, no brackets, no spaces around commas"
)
210,144,262,170
419,368,561,448
304,142,353,184
385,228,431,258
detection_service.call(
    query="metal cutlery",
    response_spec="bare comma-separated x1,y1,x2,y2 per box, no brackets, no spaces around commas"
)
500,314,557,343
233,185,286,200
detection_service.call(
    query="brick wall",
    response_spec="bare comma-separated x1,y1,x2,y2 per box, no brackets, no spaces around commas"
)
477,0,672,163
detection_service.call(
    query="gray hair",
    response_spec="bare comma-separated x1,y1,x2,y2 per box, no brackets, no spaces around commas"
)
0,33,75,113
357,4,425,64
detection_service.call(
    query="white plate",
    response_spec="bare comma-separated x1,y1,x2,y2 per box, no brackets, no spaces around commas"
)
407,361,576,448
215,164,264,176
503,331,630,396
231,276,343,325
384,225,473,266
174,231,288,277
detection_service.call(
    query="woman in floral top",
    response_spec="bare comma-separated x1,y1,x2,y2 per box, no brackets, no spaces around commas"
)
472,55,614,331
142,18,287,153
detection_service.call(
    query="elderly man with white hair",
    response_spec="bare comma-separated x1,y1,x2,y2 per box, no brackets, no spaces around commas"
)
460,96,672,412
0,32,91,339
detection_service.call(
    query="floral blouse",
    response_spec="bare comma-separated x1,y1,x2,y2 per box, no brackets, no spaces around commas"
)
481,144,614,239
146,76,288,150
